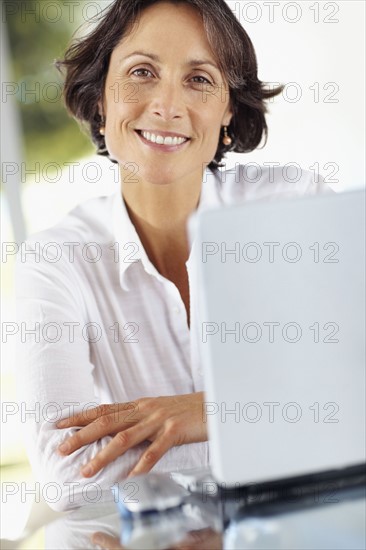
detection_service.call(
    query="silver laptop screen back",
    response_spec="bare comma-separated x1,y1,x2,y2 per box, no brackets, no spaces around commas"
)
190,190,365,486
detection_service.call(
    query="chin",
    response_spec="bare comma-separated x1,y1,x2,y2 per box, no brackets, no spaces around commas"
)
140,164,185,186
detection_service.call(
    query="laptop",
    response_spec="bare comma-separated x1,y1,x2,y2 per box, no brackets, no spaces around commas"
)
188,189,366,488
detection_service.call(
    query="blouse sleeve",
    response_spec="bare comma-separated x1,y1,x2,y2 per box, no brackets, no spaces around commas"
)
14,238,149,512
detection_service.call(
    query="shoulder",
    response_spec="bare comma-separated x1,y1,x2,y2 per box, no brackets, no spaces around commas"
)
216,163,335,203
24,193,116,247
15,193,116,280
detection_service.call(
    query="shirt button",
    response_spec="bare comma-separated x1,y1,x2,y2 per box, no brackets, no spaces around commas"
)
197,369,203,376
172,306,181,314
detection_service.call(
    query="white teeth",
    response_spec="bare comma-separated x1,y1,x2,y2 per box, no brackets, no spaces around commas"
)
141,131,187,145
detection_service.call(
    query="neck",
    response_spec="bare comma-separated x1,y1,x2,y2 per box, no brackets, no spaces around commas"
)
120,166,203,274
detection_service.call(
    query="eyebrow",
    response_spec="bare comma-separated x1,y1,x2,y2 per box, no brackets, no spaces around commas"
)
119,51,220,71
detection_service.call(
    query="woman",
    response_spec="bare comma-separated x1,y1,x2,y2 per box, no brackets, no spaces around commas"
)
15,0,329,512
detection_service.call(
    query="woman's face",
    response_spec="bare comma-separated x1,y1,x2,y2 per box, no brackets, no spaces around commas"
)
100,1,232,186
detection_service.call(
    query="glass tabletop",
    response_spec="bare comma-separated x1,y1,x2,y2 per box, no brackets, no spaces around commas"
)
43,469,365,550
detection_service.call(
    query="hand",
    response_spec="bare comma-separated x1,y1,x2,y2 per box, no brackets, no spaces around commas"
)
171,529,222,550
57,393,207,477
91,532,123,549
91,528,222,550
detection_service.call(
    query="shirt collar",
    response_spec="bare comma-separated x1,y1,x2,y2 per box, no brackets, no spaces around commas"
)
112,167,224,290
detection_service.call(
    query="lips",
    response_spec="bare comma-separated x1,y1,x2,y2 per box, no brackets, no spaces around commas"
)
135,129,191,148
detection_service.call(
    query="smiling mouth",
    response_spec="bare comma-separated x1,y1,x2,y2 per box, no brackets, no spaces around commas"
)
135,130,191,146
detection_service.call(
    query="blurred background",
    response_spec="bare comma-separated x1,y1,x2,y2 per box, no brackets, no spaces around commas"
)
1,0,365,547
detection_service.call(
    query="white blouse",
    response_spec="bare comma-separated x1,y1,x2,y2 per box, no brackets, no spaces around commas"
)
15,164,331,511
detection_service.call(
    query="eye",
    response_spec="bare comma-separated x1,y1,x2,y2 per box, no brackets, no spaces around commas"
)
131,68,154,78
191,75,213,85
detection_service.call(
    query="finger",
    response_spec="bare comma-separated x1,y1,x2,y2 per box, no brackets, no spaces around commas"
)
171,529,222,550
127,434,173,477
58,408,137,456
80,421,153,477
58,420,106,456
57,402,137,429
91,532,124,549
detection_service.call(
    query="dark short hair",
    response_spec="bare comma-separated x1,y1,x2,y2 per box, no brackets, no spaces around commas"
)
55,0,283,172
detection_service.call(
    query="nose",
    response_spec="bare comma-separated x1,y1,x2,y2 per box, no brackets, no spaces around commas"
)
149,79,185,121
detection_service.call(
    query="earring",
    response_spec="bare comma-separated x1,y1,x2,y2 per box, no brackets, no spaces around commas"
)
99,116,105,136
222,126,232,146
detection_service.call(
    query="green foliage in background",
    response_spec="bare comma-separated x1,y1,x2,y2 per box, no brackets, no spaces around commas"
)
5,0,95,167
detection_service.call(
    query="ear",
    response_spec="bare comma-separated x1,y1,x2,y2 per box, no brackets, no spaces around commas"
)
97,99,104,118
223,103,233,127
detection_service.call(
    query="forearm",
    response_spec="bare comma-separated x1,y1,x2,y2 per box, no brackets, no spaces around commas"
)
26,404,209,512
